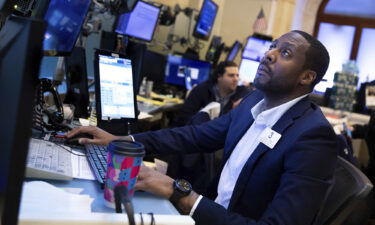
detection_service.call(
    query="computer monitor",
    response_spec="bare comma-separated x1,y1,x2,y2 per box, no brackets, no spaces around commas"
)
165,55,211,90
94,49,138,122
125,41,147,95
239,58,260,83
242,35,272,61
193,0,218,41
43,0,91,56
115,1,161,42
0,16,46,225
205,35,223,66
226,40,243,62
64,46,89,118
141,50,166,85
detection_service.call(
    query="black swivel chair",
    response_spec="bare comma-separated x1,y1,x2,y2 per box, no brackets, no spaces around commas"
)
314,156,374,225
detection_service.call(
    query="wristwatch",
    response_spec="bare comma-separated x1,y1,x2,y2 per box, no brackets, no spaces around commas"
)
169,179,192,203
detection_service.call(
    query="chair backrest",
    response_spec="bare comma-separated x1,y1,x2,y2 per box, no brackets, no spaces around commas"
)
314,156,373,225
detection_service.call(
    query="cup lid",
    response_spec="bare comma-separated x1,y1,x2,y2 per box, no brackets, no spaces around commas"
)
108,139,145,156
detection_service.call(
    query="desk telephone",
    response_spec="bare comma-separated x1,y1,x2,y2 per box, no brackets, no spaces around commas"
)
32,78,67,131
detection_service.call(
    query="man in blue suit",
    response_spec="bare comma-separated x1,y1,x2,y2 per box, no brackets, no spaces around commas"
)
68,30,337,225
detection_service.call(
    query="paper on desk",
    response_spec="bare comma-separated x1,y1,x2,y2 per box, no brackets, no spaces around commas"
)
79,118,90,126
20,181,93,214
71,150,96,180
138,111,153,120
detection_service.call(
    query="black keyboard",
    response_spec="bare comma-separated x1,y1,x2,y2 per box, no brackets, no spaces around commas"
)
85,144,108,185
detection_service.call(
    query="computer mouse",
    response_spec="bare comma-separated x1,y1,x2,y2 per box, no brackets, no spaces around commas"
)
65,133,93,146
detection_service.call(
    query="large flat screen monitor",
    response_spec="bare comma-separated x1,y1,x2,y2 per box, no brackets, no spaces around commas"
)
43,0,91,56
242,35,272,61
239,58,260,84
165,55,211,90
115,1,160,42
94,49,137,121
226,40,243,62
193,0,218,40
0,16,45,225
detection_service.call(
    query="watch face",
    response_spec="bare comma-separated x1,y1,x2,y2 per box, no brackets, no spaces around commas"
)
175,179,192,194
177,179,191,191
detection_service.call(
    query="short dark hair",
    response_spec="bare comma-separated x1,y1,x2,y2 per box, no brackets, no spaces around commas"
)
291,30,330,88
210,61,238,83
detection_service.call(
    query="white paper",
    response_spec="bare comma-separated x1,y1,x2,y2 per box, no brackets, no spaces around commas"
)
20,181,93,214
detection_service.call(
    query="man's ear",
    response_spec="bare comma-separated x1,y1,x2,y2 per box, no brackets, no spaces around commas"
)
300,70,317,86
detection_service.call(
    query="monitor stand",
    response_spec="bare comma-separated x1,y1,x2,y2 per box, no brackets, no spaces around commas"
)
97,120,135,136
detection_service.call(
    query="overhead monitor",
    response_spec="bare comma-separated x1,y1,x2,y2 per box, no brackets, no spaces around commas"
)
239,58,260,84
94,49,137,122
165,55,211,90
193,0,218,40
242,35,272,61
226,40,243,62
115,1,161,42
42,0,91,56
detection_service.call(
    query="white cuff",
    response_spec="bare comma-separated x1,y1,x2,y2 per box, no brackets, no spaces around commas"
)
189,195,203,217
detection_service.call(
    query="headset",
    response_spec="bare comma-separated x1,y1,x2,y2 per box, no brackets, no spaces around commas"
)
32,78,66,131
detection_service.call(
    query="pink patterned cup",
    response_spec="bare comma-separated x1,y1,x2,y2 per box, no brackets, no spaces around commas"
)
104,140,145,208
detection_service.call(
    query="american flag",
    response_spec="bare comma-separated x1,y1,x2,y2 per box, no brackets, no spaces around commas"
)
252,8,268,33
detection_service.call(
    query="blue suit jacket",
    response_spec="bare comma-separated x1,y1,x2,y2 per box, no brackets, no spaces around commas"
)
133,90,338,225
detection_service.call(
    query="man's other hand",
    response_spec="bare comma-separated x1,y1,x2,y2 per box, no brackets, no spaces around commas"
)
67,126,123,145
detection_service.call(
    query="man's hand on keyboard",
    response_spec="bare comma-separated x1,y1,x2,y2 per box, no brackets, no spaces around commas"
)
67,126,120,145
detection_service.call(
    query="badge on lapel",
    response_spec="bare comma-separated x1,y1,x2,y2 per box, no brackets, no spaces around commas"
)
259,127,281,149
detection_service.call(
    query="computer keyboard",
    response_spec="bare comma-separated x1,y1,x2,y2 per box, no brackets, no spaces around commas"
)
85,143,108,185
26,138,73,180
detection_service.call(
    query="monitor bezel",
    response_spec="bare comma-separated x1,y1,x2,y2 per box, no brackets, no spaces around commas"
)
114,0,161,43
42,0,91,56
93,49,138,123
192,0,218,41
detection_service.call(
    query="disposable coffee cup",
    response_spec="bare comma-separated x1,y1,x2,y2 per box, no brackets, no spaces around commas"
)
104,140,145,208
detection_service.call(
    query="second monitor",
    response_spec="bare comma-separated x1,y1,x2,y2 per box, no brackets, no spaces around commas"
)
164,55,211,90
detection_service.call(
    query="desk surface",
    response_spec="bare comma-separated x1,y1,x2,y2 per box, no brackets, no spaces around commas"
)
21,178,179,215
19,179,194,225
50,179,179,214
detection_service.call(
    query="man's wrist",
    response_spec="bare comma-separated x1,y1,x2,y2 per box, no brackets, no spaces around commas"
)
175,191,199,215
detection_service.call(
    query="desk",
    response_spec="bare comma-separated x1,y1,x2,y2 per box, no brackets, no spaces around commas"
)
18,179,194,225
320,106,370,168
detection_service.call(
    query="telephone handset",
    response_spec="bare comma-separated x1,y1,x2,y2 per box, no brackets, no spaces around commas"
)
32,78,66,131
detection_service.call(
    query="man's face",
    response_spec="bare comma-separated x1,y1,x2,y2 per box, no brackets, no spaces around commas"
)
217,66,239,93
253,32,310,95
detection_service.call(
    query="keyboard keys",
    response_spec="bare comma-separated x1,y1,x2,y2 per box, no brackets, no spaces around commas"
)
85,144,108,185
26,138,73,180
